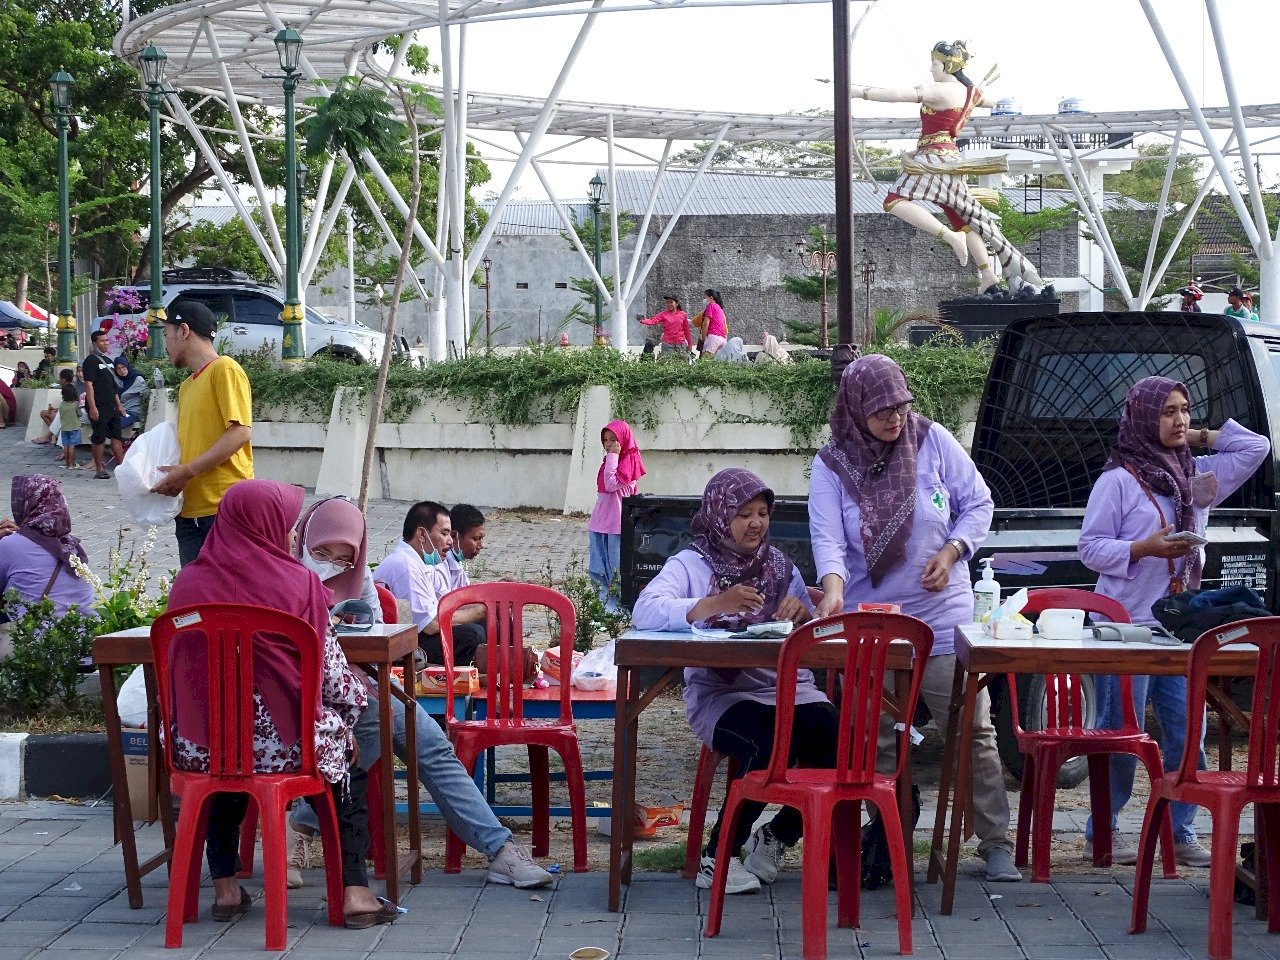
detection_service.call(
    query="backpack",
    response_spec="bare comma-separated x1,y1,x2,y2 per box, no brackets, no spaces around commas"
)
1151,586,1271,644
859,784,921,890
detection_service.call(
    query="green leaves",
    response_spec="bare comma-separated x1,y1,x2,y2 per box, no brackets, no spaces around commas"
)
302,76,407,172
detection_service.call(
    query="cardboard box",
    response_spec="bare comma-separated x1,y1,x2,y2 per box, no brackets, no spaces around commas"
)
121,727,158,823
419,665,479,696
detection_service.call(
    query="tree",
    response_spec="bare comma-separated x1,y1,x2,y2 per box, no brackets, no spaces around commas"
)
673,117,898,181
780,226,838,346
560,207,635,335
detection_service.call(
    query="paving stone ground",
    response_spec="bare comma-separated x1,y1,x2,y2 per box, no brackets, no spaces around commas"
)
0,433,1267,959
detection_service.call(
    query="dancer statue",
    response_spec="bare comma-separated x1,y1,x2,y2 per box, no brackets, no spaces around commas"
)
854,40,1043,294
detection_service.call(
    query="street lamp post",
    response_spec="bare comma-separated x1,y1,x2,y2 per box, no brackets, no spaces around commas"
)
799,233,837,350
274,26,304,362
481,256,493,352
139,45,168,360
861,253,877,340
587,174,605,336
48,70,75,367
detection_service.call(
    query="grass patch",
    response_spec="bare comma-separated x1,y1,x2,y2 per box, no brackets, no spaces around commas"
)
632,843,687,873
0,700,107,734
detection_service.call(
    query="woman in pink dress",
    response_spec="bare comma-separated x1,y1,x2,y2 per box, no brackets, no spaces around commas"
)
639,296,692,354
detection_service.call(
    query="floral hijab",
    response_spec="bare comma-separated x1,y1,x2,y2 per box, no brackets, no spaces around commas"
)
689,468,792,628
11,474,87,567
818,354,933,586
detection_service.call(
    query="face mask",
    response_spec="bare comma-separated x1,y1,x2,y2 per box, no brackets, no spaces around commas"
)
420,547,442,566
301,550,346,583
451,548,464,563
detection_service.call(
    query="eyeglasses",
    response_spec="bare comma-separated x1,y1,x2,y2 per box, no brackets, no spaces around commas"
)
310,548,356,569
871,402,912,423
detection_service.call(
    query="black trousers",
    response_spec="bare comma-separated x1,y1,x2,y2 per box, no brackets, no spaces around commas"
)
703,699,839,858
419,620,485,666
205,764,371,888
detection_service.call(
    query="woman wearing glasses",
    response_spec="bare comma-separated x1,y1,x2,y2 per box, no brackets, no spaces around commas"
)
808,354,1020,882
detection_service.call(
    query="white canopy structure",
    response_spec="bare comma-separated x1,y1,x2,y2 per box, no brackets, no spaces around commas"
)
116,0,1280,357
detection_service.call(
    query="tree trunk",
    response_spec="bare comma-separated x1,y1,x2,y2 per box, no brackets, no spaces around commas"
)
15,273,28,311
358,89,424,510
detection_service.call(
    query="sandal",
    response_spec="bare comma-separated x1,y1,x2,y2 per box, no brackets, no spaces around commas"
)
31,436,51,445
344,897,398,929
211,886,252,921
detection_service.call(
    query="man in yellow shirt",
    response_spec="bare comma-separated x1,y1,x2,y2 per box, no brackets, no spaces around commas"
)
151,299,254,565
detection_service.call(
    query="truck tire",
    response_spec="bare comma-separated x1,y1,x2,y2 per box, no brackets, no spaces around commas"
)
992,674,1097,790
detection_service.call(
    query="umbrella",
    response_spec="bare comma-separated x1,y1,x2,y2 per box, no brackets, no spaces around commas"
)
0,301,46,329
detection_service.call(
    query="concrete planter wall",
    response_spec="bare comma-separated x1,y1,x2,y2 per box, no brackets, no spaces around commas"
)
0,731,111,801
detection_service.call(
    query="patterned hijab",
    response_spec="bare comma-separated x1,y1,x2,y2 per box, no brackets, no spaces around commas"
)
689,468,793,628
598,419,646,492
1105,377,1218,589
818,355,933,586
11,474,87,566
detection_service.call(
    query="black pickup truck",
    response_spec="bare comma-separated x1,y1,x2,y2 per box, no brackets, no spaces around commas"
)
621,311,1280,785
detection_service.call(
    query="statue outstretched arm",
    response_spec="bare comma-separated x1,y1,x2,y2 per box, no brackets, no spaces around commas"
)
852,83,928,104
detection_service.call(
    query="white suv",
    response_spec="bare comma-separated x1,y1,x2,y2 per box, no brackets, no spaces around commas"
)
96,268,393,364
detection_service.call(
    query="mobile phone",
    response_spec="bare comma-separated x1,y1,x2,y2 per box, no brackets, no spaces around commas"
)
1166,531,1208,546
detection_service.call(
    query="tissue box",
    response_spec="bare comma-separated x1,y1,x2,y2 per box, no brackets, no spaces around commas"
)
420,665,479,696
987,618,1033,641
122,727,158,823
540,648,583,684
857,602,901,614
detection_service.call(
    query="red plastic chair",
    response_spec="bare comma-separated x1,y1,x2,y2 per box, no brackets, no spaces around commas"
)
1010,588,1176,883
437,582,588,873
704,612,933,958
682,748,739,879
151,604,345,950
374,582,398,626
1132,616,1280,960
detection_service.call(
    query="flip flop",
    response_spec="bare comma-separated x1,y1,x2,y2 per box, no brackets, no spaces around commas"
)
343,897,398,929
94,471,111,480
211,886,252,921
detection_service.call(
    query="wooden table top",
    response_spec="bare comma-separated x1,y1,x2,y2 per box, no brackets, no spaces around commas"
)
617,629,916,671
93,622,419,667
953,622,1259,677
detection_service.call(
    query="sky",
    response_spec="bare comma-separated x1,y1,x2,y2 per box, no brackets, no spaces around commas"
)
437,0,1279,200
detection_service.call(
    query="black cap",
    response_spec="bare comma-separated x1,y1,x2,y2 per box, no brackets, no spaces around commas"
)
1230,287,1244,298
167,298,218,339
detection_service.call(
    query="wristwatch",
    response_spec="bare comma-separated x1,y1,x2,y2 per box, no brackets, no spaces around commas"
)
946,538,966,559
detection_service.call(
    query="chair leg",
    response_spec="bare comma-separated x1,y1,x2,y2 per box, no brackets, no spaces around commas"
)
834,800,860,929
1086,754,1111,867
876,794,914,956
1136,745,1178,879
704,785,746,940
555,739,590,873
1130,793,1169,936
528,745,551,858
1258,802,1280,933
1205,805,1240,960
165,786,214,948
799,800,832,960
313,787,346,930
1014,751,1036,869
1030,748,1063,884
259,791,290,952
238,797,258,878
446,743,480,873
684,748,720,880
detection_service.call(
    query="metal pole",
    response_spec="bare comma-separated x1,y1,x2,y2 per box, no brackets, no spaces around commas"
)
146,84,166,359
592,199,603,332
483,259,492,351
830,0,855,379
346,209,357,325
55,109,75,367
281,68,303,361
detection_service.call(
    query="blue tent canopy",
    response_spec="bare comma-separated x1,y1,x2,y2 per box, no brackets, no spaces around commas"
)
0,301,45,329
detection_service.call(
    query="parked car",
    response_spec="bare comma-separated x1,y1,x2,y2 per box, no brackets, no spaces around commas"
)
621,310,1280,787
94,267,395,364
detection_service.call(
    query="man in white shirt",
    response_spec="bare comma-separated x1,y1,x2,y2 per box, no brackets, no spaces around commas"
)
444,503,486,591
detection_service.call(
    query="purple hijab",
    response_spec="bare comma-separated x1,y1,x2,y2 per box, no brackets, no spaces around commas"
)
11,475,88,567
818,354,933,586
1105,376,1218,589
689,468,793,629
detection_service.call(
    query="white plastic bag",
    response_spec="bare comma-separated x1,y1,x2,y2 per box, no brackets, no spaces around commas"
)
117,665,149,728
571,639,618,689
116,421,183,527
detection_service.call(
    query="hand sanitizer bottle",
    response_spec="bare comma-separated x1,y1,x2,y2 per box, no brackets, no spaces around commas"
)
973,558,1001,622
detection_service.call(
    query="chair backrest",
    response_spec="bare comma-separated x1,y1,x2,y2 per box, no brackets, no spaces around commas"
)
437,582,576,726
1177,616,1280,789
763,611,933,788
150,603,323,779
374,582,398,625
1010,588,1134,733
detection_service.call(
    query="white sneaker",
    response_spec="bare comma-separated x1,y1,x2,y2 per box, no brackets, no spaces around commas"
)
742,824,787,884
1083,836,1138,866
1175,840,1211,868
487,842,553,888
695,855,761,894
286,821,312,889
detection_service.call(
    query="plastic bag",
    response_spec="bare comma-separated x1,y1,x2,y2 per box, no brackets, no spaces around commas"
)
571,639,617,689
117,665,149,728
115,420,183,527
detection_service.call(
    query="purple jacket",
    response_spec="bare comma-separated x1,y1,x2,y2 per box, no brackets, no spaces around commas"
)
808,424,993,656
0,533,95,616
1079,419,1269,625
631,549,825,746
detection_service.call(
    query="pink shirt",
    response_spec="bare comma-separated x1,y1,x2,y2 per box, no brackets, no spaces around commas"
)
702,301,727,339
640,309,692,346
588,452,638,535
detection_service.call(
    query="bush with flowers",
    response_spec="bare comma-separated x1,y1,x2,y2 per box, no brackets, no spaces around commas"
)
102,287,150,358
0,593,99,714
69,527,172,636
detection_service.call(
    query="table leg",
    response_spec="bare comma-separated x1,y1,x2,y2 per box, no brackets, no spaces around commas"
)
377,666,400,904
940,672,981,916
402,656,421,886
608,665,633,912
893,668,916,917
142,665,175,852
100,664,143,909
927,657,966,886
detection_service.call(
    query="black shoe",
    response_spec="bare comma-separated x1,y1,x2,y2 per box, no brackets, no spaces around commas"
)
211,886,251,921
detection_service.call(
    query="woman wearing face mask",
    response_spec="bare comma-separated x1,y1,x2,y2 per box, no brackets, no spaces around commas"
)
286,497,553,890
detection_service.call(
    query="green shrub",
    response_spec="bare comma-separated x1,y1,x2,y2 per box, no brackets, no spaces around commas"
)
0,591,98,714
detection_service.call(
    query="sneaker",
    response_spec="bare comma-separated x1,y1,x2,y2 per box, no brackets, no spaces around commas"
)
286,821,311,889
1083,836,1139,866
1175,840,1211,868
487,842,553,888
695,855,761,894
983,846,1022,882
742,823,787,884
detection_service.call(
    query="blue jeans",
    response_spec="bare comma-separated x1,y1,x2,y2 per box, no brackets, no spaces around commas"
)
588,531,620,611
292,684,511,860
1084,674,1208,844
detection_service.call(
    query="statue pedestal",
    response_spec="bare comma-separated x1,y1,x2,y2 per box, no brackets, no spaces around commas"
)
911,290,1061,346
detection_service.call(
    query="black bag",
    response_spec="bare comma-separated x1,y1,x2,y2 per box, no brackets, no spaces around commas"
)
1235,841,1256,906
860,784,921,890
1151,586,1271,644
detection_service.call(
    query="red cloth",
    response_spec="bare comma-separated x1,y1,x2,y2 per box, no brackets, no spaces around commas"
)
293,496,367,605
167,479,333,749
598,419,646,492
